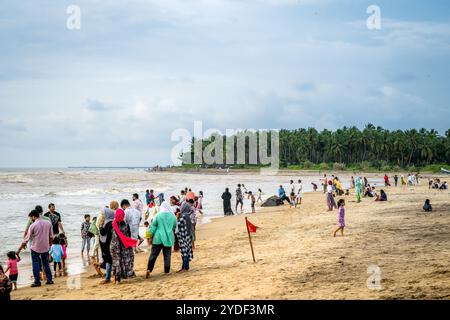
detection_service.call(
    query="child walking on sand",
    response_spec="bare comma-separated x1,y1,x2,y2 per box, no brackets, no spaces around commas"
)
144,221,152,246
81,214,92,255
333,199,346,237
49,238,64,277
5,251,20,290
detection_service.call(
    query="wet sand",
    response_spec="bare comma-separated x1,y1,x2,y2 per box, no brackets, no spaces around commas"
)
12,180,450,300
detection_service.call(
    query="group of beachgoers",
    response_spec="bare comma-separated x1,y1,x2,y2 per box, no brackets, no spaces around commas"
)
221,181,305,216
221,184,264,216
0,189,205,299
428,178,448,190
0,171,446,300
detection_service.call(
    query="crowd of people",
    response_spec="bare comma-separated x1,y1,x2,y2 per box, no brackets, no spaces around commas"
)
0,188,205,298
0,170,445,300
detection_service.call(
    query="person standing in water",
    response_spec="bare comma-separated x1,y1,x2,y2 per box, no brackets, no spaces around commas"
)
235,184,244,214
196,191,204,215
296,179,303,207
222,188,233,216
249,191,256,213
44,203,65,237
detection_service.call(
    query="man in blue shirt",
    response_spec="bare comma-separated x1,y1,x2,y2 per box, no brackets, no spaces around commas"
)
278,185,292,205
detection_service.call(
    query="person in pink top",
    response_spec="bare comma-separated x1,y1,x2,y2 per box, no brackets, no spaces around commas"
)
132,193,144,213
17,209,54,287
5,251,20,290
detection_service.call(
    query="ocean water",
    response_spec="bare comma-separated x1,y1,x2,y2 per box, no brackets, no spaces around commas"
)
0,168,381,286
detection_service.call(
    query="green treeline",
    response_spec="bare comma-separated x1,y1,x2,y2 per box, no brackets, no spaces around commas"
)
182,124,450,172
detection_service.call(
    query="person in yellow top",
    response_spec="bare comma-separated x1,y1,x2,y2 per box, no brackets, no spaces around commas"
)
334,178,344,196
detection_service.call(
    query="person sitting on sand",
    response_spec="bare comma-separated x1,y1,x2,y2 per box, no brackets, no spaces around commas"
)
333,199,346,237
440,182,448,190
375,189,388,202
423,199,432,212
364,186,376,198
278,185,292,205
222,188,233,216
146,202,177,278
175,202,194,273
311,182,318,192
110,209,137,284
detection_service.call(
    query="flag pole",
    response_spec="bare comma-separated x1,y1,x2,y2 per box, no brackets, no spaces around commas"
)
245,217,256,263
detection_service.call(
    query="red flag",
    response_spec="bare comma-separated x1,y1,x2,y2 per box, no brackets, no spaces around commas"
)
246,218,258,233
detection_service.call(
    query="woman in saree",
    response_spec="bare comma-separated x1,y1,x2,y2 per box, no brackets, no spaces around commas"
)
176,202,194,273
110,209,137,284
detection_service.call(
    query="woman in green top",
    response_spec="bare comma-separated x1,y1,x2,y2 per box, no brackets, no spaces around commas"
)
146,201,177,278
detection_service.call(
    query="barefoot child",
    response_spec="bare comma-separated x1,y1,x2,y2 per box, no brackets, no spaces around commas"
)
144,221,152,246
81,214,92,256
49,238,64,277
58,234,68,275
5,251,20,290
333,199,346,237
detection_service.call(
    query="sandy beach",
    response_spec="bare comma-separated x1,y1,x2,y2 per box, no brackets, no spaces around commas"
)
11,178,450,300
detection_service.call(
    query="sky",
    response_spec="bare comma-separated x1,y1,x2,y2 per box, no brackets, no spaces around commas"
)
0,0,449,167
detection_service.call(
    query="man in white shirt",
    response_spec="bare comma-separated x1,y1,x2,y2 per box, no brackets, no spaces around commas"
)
296,179,303,206
121,199,144,252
